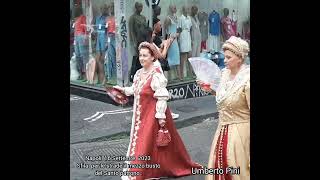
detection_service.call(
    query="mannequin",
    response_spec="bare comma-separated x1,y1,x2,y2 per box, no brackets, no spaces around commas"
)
190,5,201,57
152,5,162,36
178,5,193,79
74,6,89,81
198,11,208,52
129,2,147,55
208,9,220,52
231,10,238,36
221,8,235,42
163,4,181,81
129,2,147,82
93,4,109,85
106,2,116,84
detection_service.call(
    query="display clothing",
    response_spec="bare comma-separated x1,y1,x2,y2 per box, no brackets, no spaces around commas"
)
208,11,220,36
221,16,235,41
191,15,201,57
95,15,108,53
74,15,89,74
165,15,180,66
198,12,209,41
177,14,192,53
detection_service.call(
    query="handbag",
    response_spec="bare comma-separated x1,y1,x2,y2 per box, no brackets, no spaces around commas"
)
156,126,171,147
159,58,170,71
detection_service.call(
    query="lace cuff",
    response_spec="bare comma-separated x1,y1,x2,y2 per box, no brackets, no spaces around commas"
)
123,86,134,96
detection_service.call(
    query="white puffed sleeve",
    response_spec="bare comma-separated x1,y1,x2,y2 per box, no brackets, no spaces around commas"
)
123,70,140,96
150,72,170,119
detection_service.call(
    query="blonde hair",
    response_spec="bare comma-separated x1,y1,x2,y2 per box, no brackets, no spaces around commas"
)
222,36,249,59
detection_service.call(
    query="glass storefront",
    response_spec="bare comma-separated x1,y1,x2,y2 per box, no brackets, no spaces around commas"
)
70,0,250,88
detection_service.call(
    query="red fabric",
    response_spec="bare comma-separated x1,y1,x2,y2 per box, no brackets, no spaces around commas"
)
231,20,237,35
201,41,207,52
155,67,161,73
74,15,87,36
107,16,116,34
221,17,235,41
214,125,231,180
127,71,201,179
214,128,222,180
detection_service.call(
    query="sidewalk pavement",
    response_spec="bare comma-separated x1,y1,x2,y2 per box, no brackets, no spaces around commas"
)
70,116,219,180
70,95,218,144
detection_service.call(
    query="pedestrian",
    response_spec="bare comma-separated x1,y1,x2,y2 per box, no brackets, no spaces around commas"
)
138,26,180,119
114,42,201,180
198,36,250,180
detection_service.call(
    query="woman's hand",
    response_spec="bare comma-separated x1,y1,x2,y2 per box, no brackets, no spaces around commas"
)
158,119,166,127
196,79,204,86
163,40,170,49
113,85,124,92
167,37,174,46
196,80,214,93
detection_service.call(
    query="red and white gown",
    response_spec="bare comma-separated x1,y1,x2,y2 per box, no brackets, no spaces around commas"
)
121,67,202,180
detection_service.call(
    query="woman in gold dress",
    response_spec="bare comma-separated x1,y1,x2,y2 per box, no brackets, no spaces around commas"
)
198,36,250,180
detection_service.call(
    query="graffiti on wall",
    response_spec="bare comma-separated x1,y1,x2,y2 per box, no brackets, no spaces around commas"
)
120,16,127,48
168,82,210,101
115,0,129,86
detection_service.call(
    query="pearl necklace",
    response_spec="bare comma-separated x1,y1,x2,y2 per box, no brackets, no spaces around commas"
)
141,68,153,74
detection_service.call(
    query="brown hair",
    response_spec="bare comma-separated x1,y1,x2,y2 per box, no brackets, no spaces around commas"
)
138,42,161,60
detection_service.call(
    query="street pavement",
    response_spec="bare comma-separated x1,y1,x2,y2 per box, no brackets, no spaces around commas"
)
70,95,218,144
70,94,219,180
70,116,218,180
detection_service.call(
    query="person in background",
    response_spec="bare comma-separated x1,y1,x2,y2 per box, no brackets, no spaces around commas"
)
152,19,180,120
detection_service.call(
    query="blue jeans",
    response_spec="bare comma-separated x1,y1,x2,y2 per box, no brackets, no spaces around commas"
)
106,34,116,79
74,34,89,73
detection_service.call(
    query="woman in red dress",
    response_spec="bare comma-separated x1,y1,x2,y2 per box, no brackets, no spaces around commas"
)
114,42,201,180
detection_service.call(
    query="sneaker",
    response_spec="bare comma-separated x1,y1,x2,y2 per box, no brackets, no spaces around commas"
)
171,112,179,119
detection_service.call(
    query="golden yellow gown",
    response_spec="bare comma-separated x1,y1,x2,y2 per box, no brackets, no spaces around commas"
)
206,65,250,180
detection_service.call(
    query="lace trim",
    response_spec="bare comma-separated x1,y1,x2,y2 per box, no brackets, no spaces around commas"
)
216,65,250,104
129,69,155,157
